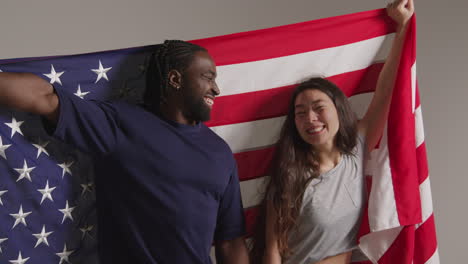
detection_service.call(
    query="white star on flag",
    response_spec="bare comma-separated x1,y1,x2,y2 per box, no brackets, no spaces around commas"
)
14,159,36,182
5,117,24,138
74,84,90,99
9,251,30,264
59,200,75,223
80,224,94,239
0,136,11,159
33,225,53,248
38,180,56,204
91,60,112,83
0,190,8,206
43,64,65,85
80,182,94,196
58,161,73,178
10,205,32,229
0,237,7,253
32,140,50,158
56,244,74,264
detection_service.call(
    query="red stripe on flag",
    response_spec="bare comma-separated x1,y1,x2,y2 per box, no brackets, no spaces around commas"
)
245,206,260,237
191,9,394,65
205,64,383,127
378,226,415,264
416,143,429,184
334,63,383,97
386,16,421,225
235,147,275,181
413,215,438,264
207,85,293,127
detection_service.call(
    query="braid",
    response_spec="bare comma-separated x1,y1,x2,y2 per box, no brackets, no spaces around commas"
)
144,40,207,115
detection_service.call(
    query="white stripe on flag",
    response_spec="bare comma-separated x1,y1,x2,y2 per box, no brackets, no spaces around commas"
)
210,117,284,153
240,176,268,208
349,92,374,119
415,106,425,148
217,34,394,96
418,177,434,228
359,226,403,263
424,249,440,264
366,128,401,231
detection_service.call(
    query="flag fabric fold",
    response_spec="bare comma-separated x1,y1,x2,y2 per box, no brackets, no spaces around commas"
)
0,8,438,264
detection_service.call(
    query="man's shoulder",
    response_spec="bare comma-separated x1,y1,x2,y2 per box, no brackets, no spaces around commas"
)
201,124,232,150
92,100,148,117
200,124,235,169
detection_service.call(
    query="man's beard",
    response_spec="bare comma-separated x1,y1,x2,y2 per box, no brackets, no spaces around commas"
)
183,95,211,122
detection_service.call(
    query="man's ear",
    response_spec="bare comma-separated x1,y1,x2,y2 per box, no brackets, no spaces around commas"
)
168,69,182,90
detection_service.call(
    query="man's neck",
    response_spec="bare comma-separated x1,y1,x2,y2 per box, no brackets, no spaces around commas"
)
159,105,196,126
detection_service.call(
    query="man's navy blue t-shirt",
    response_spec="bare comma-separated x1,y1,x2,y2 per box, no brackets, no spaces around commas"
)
50,88,246,263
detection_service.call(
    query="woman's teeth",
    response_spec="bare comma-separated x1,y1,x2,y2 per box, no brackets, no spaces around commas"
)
307,126,324,134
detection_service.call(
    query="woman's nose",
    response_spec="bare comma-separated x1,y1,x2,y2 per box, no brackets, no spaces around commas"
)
307,111,318,122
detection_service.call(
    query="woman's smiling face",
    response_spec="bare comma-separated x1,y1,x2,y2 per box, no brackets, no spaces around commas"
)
294,89,340,151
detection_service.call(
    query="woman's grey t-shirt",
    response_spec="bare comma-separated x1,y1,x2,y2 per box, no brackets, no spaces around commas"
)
284,135,367,264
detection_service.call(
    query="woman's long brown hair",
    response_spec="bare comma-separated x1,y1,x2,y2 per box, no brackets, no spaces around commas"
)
249,77,358,262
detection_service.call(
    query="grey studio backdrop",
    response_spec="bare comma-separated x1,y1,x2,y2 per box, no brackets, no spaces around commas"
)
1,0,467,262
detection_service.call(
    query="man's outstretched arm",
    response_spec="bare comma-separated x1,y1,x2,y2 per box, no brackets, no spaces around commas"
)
0,72,59,123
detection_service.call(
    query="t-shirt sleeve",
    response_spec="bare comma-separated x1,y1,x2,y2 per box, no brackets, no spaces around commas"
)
214,164,246,242
44,86,120,156
355,131,367,158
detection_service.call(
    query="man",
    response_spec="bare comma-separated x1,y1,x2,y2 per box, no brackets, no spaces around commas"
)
0,40,249,264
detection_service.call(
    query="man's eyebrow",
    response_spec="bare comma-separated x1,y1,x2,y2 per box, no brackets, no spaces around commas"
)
205,70,217,77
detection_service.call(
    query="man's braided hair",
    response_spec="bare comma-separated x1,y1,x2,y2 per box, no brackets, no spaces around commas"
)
144,40,207,114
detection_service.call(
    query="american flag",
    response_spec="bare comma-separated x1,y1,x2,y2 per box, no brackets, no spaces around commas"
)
0,8,438,264
0,47,153,263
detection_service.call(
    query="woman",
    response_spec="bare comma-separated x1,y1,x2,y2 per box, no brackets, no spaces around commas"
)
252,0,415,263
